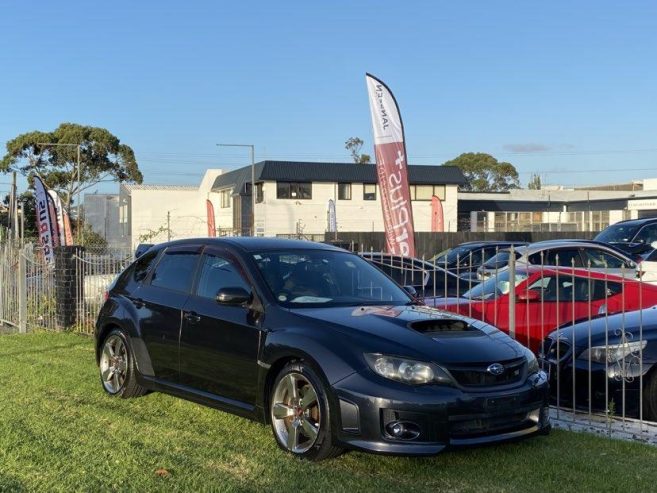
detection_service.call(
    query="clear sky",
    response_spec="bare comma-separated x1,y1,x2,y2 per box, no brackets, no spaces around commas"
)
1,0,656,196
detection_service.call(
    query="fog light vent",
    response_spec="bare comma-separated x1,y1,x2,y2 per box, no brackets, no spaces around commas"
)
385,421,421,440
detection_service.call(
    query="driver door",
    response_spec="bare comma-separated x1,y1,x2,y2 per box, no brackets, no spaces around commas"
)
179,247,261,406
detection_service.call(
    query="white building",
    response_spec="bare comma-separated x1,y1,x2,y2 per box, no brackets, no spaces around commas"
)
115,161,465,247
211,161,465,237
118,169,223,247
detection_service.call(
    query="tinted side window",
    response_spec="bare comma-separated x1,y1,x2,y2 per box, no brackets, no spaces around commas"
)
134,251,159,283
195,252,250,299
528,276,591,301
634,224,657,244
545,249,583,267
582,249,625,269
150,250,200,293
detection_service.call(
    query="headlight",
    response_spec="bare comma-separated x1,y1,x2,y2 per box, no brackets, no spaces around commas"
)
521,346,540,375
578,340,647,364
364,353,453,386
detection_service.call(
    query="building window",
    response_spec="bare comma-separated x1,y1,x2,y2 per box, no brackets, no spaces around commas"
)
363,184,377,201
276,182,312,199
219,189,231,208
338,183,351,200
255,183,264,203
411,185,446,201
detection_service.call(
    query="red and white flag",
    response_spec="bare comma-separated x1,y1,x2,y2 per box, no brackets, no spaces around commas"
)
48,190,74,246
431,195,444,233
366,73,416,257
206,199,216,237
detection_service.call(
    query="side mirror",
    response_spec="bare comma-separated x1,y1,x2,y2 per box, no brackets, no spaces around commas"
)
403,285,418,297
517,290,541,302
216,287,252,305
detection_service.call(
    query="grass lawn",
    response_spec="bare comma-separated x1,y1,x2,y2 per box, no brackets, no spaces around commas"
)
1,332,656,492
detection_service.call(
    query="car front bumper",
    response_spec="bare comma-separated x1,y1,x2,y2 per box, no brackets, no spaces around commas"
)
331,369,550,455
542,357,645,418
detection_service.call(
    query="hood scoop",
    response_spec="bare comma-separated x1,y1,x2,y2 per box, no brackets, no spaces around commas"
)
408,319,483,338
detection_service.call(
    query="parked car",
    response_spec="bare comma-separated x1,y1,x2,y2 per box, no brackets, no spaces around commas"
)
594,217,657,255
95,238,550,460
539,306,657,420
430,241,528,280
427,265,657,353
360,252,478,298
476,240,637,280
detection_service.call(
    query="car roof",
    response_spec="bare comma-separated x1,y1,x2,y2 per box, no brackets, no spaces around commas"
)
451,241,528,248
149,237,346,253
607,217,657,228
515,264,639,281
514,240,631,257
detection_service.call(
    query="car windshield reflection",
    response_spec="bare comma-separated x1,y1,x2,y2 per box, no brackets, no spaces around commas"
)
463,270,529,300
253,250,411,307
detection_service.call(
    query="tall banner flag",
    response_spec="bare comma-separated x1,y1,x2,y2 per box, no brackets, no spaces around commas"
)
48,190,71,246
33,176,58,264
366,73,416,257
431,195,444,233
206,199,216,237
327,199,337,233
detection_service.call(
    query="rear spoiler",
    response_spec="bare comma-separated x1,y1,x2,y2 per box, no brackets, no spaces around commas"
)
135,243,154,258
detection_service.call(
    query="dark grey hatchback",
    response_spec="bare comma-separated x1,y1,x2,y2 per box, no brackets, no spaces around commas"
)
95,238,550,461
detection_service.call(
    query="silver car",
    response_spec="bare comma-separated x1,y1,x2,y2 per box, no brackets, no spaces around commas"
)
477,240,637,280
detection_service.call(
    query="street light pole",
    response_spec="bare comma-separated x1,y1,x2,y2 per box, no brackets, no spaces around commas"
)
216,143,256,236
36,142,82,242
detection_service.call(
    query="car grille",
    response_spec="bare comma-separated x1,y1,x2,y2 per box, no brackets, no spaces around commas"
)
540,337,571,363
447,357,526,388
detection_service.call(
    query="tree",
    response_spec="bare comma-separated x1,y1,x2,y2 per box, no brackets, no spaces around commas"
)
1,191,38,240
442,152,520,192
1,123,143,209
528,173,542,190
344,137,371,164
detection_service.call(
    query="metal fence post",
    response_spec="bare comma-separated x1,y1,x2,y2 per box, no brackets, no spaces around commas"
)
18,245,27,333
508,245,516,339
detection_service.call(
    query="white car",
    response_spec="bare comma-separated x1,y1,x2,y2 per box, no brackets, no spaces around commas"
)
637,242,657,284
476,240,638,280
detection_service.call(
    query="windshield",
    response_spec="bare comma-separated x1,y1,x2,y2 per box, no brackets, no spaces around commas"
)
253,250,411,307
463,270,529,300
482,251,514,269
435,245,476,266
595,223,641,243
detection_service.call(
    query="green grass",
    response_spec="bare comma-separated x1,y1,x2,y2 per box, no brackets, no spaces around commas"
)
1,332,656,492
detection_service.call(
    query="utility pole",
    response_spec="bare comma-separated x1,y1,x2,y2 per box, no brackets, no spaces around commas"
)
216,143,256,236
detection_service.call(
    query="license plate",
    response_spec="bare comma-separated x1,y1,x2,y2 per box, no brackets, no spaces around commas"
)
486,395,520,410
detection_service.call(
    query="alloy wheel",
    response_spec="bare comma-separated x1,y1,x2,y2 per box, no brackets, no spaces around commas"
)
271,372,321,454
100,334,128,394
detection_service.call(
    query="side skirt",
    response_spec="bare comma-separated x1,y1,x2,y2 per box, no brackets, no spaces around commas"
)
139,375,261,422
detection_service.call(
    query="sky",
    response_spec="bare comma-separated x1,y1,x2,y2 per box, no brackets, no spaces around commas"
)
1,0,656,197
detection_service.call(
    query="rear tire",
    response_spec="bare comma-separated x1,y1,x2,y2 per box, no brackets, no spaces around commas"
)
269,361,343,461
99,329,147,398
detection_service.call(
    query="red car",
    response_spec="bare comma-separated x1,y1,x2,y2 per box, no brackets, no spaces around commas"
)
427,266,657,353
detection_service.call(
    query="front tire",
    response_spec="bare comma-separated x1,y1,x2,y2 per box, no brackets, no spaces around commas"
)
99,329,146,398
269,362,343,461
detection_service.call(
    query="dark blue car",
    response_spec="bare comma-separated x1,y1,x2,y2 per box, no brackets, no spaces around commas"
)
96,238,550,461
540,306,657,419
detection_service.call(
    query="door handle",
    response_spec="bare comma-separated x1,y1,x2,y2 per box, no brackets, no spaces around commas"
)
184,311,201,324
129,297,144,309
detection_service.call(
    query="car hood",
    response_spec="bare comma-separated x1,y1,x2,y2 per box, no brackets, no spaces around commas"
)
546,306,657,349
288,304,523,365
